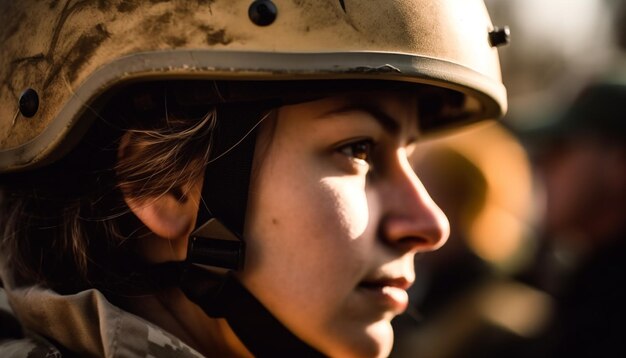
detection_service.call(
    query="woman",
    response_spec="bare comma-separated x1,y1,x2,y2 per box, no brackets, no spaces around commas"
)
0,1,508,357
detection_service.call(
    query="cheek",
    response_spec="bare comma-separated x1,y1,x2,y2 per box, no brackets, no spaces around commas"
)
319,176,370,240
245,172,370,294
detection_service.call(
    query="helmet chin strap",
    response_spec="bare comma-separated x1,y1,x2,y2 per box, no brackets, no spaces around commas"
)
176,103,324,356
180,253,323,357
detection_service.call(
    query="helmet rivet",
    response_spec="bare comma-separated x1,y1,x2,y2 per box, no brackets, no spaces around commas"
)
489,26,510,47
248,0,277,27
19,88,39,118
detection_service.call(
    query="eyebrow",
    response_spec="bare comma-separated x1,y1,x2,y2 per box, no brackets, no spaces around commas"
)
319,103,401,136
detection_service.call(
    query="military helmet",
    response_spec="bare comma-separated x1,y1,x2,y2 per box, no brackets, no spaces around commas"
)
0,0,508,172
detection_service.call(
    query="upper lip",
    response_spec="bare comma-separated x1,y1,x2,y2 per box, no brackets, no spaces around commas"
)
358,276,413,290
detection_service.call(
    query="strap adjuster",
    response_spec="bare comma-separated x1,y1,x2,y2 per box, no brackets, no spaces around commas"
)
187,218,245,271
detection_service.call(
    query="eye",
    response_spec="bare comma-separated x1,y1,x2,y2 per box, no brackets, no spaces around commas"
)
337,139,374,165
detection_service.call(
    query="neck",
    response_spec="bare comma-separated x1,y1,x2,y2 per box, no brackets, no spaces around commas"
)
116,286,252,357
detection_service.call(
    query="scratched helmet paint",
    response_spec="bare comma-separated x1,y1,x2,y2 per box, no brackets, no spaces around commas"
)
0,0,508,172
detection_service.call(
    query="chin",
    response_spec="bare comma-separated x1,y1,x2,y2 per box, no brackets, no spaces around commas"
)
366,320,394,358
326,321,394,358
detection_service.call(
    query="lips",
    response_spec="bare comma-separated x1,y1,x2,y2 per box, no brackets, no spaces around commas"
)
359,277,412,290
357,276,412,314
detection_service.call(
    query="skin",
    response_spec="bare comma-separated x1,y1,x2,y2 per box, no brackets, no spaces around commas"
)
129,90,449,357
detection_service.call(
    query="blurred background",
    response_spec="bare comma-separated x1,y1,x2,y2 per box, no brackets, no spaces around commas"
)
392,1,626,357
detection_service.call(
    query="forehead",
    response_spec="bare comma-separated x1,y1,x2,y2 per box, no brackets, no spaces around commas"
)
280,89,420,130
328,90,418,111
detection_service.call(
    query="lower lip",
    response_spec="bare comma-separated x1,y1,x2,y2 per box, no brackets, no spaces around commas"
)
357,285,409,314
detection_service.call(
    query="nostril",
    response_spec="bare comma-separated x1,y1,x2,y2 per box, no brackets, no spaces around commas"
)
398,236,428,248
399,235,422,244
379,210,450,253
394,234,446,253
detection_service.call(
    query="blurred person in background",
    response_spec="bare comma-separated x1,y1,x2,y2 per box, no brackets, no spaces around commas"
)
519,81,626,358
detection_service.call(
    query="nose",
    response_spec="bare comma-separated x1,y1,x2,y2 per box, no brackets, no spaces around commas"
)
379,154,450,252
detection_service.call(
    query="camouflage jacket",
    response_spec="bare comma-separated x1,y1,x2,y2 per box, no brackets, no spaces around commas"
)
0,284,205,358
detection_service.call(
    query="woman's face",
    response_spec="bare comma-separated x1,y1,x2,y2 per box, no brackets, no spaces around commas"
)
242,91,449,358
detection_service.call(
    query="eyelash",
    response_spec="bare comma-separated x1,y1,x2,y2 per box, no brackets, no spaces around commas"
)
337,139,375,165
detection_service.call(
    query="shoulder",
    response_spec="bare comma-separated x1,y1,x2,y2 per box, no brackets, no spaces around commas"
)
0,285,205,357
0,287,63,358
0,307,63,358
0,336,63,358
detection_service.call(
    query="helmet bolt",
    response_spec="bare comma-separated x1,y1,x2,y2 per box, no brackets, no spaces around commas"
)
248,0,277,27
489,26,510,47
19,88,39,118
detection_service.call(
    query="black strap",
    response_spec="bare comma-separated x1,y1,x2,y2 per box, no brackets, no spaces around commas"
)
118,260,325,356
180,267,325,357
196,103,262,237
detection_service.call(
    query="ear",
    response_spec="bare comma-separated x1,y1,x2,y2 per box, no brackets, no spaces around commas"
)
124,182,203,242
123,179,203,263
118,131,204,244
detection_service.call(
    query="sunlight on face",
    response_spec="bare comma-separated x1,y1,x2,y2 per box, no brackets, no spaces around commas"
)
242,90,449,357
319,176,369,240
